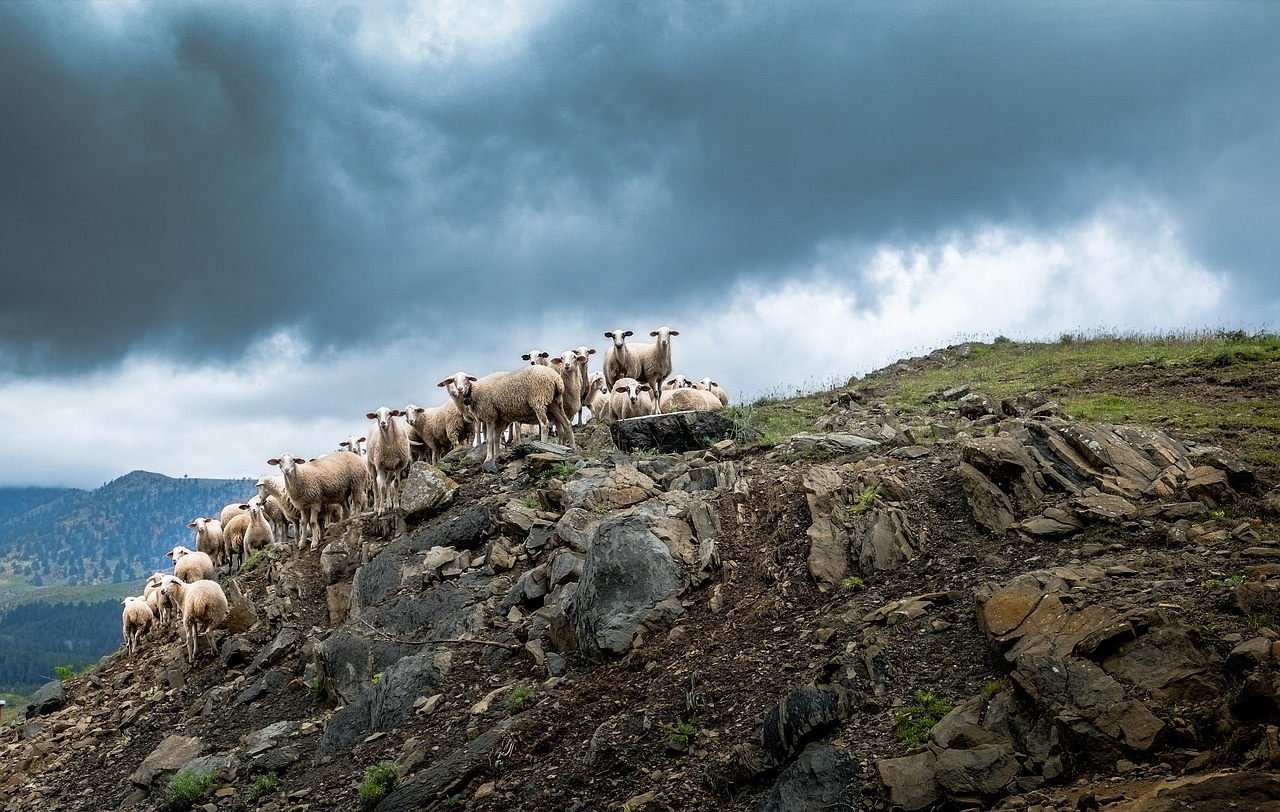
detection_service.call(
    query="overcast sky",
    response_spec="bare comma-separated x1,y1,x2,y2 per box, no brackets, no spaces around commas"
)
3,1,1278,488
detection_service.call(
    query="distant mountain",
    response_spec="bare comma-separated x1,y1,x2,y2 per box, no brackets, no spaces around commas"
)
0,470,257,593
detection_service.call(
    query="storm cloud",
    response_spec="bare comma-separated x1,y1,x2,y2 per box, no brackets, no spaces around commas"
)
1,1,1277,485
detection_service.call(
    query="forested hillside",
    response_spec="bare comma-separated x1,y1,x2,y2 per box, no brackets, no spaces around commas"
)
0,600,120,693
0,471,255,591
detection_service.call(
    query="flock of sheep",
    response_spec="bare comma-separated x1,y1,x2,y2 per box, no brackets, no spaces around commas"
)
118,326,728,666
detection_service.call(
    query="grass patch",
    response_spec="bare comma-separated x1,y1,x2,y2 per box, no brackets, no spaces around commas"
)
661,716,699,752
506,681,535,712
894,690,954,747
159,766,218,811
359,761,400,808
247,773,279,803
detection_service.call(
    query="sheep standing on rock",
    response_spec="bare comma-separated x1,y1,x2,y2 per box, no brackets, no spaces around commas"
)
438,365,574,463
404,400,473,465
551,351,589,434
187,517,226,568
166,545,215,583
633,326,679,405
240,498,275,558
267,451,369,550
609,377,657,419
121,596,154,656
585,371,612,421
570,345,597,423
365,406,412,514
144,572,175,629
256,475,301,542
159,574,229,665
603,329,638,388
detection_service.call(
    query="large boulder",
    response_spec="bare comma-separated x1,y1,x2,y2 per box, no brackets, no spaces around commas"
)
560,514,688,657
609,410,744,454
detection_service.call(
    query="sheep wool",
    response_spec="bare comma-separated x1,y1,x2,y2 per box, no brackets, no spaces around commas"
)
167,545,216,583
121,596,154,657
159,575,230,665
438,365,575,463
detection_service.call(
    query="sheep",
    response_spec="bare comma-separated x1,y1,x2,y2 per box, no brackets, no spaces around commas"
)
219,501,247,528
222,510,250,569
608,376,657,419
438,364,574,463
365,406,412,514
143,572,176,628
696,377,730,406
339,435,367,457
187,517,226,568
569,345,598,423
121,596,154,656
159,574,229,666
584,370,612,421
520,350,551,366
661,386,723,413
166,544,216,583
240,498,275,557
256,475,301,542
632,326,680,404
550,351,588,434
602,329,639,387
266,450,369,551
403,400,473,465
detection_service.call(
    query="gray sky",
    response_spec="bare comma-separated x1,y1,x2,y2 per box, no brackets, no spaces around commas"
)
2,1,1277,488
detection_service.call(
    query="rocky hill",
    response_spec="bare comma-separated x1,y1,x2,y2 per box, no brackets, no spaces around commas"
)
4,336,1280,812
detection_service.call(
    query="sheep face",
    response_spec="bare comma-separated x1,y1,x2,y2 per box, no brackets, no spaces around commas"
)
267,453,304,476
668,374,693,389
614,378,650,405
521,350,550,365
572,346,597,360
166,545,194,561
367,406,401,431
649,326,679,347
604,329,633,347
438,372,479,406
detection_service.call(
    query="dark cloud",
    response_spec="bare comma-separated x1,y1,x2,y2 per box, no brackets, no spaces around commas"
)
3,2,1278,376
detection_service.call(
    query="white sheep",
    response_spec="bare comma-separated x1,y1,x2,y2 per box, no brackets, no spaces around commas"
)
187,517,226,568
666,374,695,391
256,475,301,542
632,326,680,404
437,365,575,463
569,345,598,422
241,498,275,557
602,329,639,387
584,370,612,421
697,377,730,406
159,574,229,666
266,451,369,551
520,350,552,366
121,596,154,656
144,571,177,629
550,351,588,434
608,376,657,419
219,501,247,528
403,400,473,465
661,386,723,412
365,406,412,513
166,544,215,583
338,435,367,457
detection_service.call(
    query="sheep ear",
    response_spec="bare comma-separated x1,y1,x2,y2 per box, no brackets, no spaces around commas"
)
359,436,367,443
366,411,377,419
603,331,613,338
623,330,633,337
187,521,197,528
390,409,402,417
669,330,679,336
550,357,564,367
650,331,659,337
521,353,533,360
467,375,478,382
587,348,597,355
267,458,280,466
436,379,452,388
640,384,651,391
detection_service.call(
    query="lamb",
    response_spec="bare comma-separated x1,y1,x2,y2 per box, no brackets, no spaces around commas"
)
632,326,680,404
166,544,216,583
365,406,412,513
438,364,574,463
187,517,226,568
661,386,723,413
266,450,369,550
121,596,154,656
697,377,730,406
403,400,473,465
602,329,639,387
609,376,657,419
159,574,229,665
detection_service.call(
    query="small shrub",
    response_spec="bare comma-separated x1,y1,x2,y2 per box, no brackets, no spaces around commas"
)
661,716,698,752
519,495,541,510
506,681,535,712
894,691,954,747
982,680,1003,701
159,766,218,811
845,486,879,517
53,665,74,681
309,677,325,703
371,671,383,685
359,761,400,808
247,773,279,803
840,575,865,592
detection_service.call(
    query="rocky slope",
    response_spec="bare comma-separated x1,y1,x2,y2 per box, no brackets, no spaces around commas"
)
4,345,1280,812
